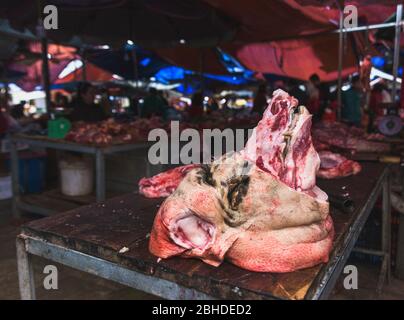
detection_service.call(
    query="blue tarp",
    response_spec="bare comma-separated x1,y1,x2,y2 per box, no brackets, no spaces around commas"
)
86,45,170,80
83,45,255,94
154,65,255,94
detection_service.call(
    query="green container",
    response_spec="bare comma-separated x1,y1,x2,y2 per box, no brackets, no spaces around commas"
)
48,117,71,139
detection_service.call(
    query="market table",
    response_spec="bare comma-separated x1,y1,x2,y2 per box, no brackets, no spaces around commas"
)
10,134,152,218
16,162,391,300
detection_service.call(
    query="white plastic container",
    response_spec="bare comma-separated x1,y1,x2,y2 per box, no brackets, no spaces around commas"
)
59,159,93,196
0,175,12,200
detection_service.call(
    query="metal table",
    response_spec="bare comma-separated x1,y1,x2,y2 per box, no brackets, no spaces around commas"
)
16,162,391,300
10,134,151,218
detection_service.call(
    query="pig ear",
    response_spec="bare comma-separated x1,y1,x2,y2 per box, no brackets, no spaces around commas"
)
200,227,240,267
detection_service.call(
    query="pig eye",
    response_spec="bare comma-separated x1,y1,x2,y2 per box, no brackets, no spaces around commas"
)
227,175,250,210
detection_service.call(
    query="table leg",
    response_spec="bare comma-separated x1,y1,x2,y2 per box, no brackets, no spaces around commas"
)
10,139,21,218
401,164,404,199
95,149,106,202
16,236,36,300
378,172,391,293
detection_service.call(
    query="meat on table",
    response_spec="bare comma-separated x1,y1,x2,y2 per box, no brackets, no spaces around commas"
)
144,89,334,273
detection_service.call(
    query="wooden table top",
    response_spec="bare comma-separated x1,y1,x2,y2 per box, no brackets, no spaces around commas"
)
20,162,389,300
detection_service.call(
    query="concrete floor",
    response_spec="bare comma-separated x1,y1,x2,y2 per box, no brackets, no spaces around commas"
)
1,200,404,300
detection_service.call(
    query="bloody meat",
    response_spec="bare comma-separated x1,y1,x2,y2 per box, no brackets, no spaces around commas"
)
317,151,361,179
146,90,334,273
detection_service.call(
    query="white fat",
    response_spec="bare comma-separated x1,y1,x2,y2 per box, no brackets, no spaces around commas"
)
310,186,329,203
170,215,214,250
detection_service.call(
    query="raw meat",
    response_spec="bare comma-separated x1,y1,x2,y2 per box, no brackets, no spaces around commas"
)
139,164,200,198
65,117,166,145
312,121,390,153
148,90,334,273
65,115,259,146
243,90,320,192
318,151,361,179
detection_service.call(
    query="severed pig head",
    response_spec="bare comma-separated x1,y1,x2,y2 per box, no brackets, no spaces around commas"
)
149,90,334,273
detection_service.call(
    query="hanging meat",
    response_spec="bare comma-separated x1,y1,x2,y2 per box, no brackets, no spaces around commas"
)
147,90,334,273
317,151,361,179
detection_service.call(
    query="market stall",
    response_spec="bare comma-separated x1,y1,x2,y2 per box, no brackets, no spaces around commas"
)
10,133,152,217
0,0,403,304
16,162,390,300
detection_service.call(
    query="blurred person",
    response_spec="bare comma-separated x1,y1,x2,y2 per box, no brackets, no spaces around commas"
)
342,75,363,127
0,93,12,136
306,73,321,115
129,96,140,117
273,80,286,91
53,92,70,109
0,94,41,135
369,83,386,117
187,92,204,119
252,83,267,115
11,100,25,119
289,79,308,106
140,87,166,118
70,82,109,122
99,86,112,117
321,92,338,123
207,97,219,113
318,82,330,120
368,82,392,132
158,90,169,107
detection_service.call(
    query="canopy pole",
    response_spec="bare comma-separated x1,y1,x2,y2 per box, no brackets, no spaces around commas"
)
337,7,344,121
200,49,205,93
41,36,51,116
392,4,403,102
334,21,402,33
130,47,138,89
37,0,51,116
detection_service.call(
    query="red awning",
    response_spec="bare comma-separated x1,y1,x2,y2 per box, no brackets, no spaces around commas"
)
9,43,77,91
155,0,395,80
292,1,398,24
55,62,114,83
203,0,335,43
223,31,372,81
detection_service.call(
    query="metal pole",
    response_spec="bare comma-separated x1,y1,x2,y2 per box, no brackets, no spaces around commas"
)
16,236,36,300
392,4,403,101
95,149,106,202
337,8,344,121
379,171,391,290
334,21,400,33
41,37,52,115
200,49,205,92
10,138,21,218
130,47,138,88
